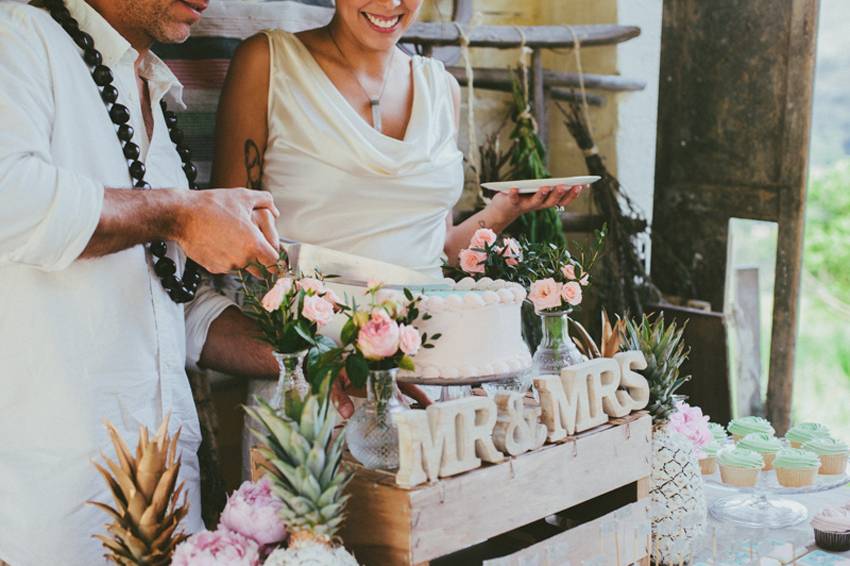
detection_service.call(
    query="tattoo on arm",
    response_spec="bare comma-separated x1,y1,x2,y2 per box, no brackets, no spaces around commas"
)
244,139,264,190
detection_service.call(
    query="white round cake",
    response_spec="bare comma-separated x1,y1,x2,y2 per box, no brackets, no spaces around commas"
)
323,277,531,380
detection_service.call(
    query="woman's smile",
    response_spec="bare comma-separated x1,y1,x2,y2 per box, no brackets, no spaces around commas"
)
362,12,402,33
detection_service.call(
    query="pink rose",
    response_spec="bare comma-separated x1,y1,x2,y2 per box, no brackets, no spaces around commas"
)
500,238,522,266
172,528,260,566
220,479,287,547
470,228,498,250
562,264,576,280
302,294,334,326
297,277,325,295
529,278,563,312
261,278,293,312
322,288,342,310
398,324,422,356
357,309,400,360
669,402,712,452
580,273,589,286
459,249,486,274
561,281,583,306
366,279,383,292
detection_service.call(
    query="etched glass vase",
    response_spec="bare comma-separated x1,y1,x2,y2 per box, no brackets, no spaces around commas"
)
346,368,409,470
242,350,308,480
531,310,587,376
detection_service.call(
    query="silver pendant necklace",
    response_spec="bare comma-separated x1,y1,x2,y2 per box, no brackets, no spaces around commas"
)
327,28,396,133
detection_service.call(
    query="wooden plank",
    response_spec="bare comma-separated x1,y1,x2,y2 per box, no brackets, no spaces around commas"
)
404,23,641,49
407,415,651,563
733,267,764,417
483,500,650,566
448,66,646,92
343,477,415,565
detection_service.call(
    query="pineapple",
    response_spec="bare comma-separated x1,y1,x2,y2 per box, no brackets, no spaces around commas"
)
89,416,189,565
246,392,358,565
572,310,626,359
622,314,706,565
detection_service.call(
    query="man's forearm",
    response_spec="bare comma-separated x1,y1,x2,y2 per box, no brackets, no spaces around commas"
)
80,188,186,258
198,306,279,379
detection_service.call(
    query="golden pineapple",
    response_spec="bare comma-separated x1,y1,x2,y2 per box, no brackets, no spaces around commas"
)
572,310,626,359
89,416,189,565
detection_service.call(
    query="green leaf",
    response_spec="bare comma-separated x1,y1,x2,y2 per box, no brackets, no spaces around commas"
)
345,354,369,388
399,355,415,372
340,319,357,346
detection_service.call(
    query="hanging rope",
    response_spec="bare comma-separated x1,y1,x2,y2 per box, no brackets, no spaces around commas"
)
513,25,539,133
454,22,480,187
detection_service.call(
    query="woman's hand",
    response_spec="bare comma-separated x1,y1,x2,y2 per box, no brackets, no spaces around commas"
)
488,184,586,224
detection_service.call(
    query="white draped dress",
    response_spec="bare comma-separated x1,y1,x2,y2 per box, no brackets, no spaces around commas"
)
241,30,464,478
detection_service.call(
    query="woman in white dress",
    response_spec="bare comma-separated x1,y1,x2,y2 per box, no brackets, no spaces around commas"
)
212,1,584,473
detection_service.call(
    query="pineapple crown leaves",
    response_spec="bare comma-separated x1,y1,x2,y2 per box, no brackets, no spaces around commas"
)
245,394,352,539
620,313,691,425
572,310,627,359
89,415,189,565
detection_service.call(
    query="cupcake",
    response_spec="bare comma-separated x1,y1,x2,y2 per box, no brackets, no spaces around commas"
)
727,416,775,442
773,448,821,487
738,432,783,470
803,437,849,475
812,506,850,551
699,441,720,475
708,422,729,444
786,422,831,448
718,446,764,487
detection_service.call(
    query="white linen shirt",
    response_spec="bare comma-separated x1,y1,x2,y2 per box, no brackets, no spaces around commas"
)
0,1,234,564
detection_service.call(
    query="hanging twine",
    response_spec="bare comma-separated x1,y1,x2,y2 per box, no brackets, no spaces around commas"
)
513,25,539,133
454,22,480,183
563,25,598,156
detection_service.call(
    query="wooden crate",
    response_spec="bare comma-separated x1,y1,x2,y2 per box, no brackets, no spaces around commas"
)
341,413,652,565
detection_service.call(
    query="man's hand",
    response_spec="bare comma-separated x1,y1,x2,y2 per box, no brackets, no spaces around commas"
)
331,370,433,419
176,188,280,274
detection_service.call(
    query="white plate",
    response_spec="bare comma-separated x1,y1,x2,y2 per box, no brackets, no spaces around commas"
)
481,176,601,194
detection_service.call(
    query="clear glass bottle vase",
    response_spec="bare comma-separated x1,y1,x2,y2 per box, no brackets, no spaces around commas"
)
531,310,587,376
270,350,310,407
345,368,409,470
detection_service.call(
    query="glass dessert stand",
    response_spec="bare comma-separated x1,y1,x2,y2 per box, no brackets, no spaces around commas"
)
703,467,849,529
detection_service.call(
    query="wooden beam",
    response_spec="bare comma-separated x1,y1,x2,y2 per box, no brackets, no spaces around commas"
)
448,66,646,92
403,23,641,49
550,88,605,106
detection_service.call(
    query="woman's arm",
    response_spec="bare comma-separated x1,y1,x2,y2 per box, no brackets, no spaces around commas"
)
443,74,584,264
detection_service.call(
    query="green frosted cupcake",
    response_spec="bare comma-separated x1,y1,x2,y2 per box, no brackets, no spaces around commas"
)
699,441,720,475
786,423,831,448
727,416,775,441
803,437,849,475
718,446,764,487
774,448,821,487
738,432,783,470
708,422,729,444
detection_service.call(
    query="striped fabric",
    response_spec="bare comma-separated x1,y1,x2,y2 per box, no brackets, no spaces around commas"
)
154,1,334,185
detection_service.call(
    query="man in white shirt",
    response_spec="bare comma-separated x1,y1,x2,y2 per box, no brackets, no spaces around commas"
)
0,0,284,563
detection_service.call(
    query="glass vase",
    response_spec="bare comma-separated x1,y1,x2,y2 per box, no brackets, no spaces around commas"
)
346,368,409,470
241,350,307,480
531,310,587,376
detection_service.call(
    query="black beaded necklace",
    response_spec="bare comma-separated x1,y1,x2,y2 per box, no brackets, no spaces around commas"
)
43,0,202,304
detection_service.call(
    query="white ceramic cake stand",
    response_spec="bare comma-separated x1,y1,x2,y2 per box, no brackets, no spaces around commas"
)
703,467,849,529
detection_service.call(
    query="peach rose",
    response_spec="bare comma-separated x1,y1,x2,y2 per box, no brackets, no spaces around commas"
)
297,277,325,295
357,309,401,360
500,238,522,266
470,228,498,250
561,281,583,306
459,249,486,274
261,277,293,312
302,294,334,326
366,279,383,292
580,273,590,286
562,264,576,280
398,324,422,356
322,288,342,310
529,278,563,312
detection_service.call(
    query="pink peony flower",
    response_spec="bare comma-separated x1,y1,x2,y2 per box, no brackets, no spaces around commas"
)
579,273,589,286
669,401,712,453
529,278,563,312
357,309,401,360
500,238,522,266
459,249,486,274
398,324,422,356
261,278,293,312
172,528,260,566
561,281,583,306
296,277,325,295
302,294,334,326
220,479,287,547
469,228,498,250
562,264,576,280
